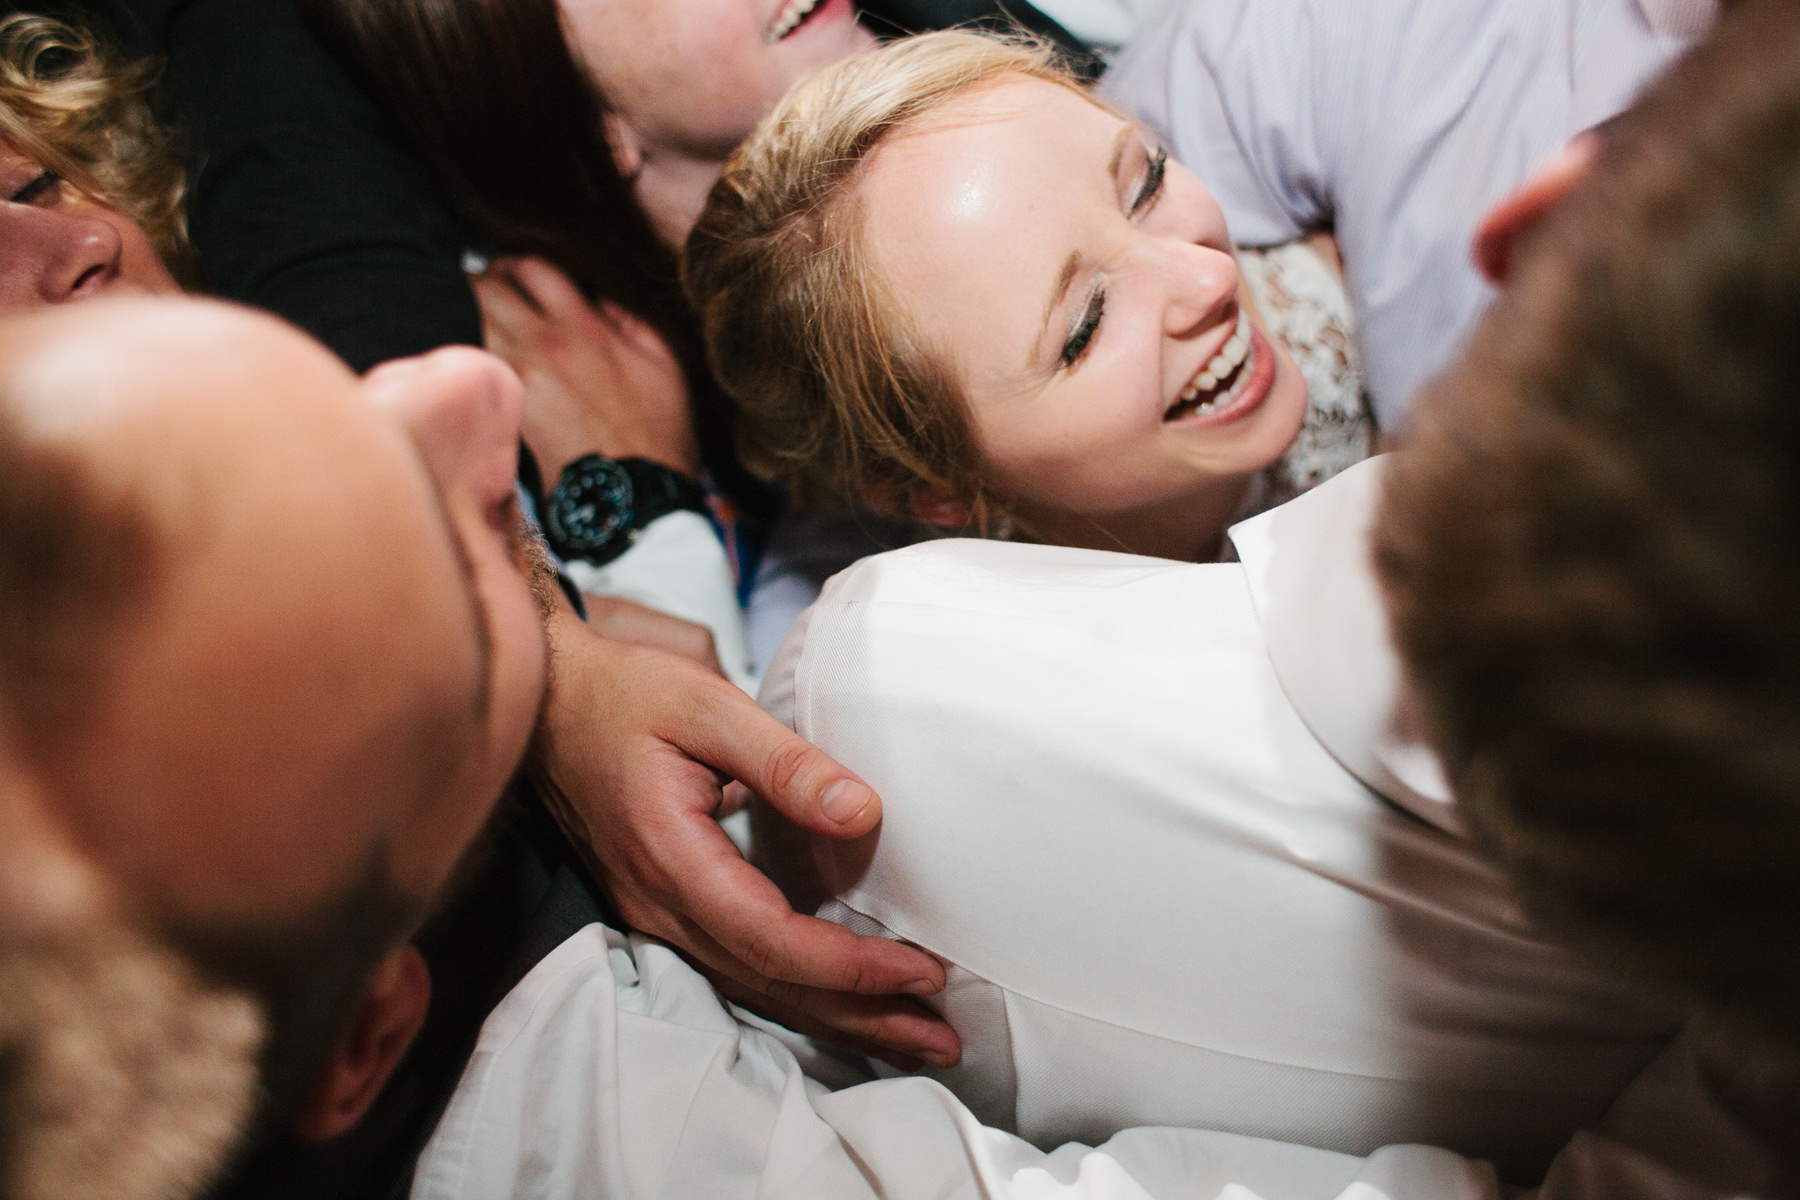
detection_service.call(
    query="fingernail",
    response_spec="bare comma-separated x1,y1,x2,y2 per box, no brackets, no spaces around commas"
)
902,978,939,996
921,1049,955,1069
821,780,872,824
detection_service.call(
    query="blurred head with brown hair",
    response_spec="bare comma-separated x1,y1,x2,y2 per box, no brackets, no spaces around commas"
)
0,12,186,306
0,295,557,1195
1377,0,1800,1056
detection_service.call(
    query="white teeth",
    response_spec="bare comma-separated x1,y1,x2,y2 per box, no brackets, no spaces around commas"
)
1224,328,1249,365
768,0,820,40
1166,320,1260,422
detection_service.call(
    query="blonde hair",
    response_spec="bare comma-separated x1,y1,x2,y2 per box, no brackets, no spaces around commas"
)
685,31,1091,524
0,14,191,280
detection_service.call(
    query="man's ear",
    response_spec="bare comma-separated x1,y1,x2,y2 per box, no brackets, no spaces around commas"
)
910,485,973,529
1472,132,1601,285
289,944,430,1143
602,109,645,180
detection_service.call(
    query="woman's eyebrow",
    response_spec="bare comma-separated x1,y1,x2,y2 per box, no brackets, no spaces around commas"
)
1038,249,1084,364
1107,123,1132,185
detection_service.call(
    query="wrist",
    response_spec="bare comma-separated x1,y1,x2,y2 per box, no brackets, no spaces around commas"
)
541,454,709,566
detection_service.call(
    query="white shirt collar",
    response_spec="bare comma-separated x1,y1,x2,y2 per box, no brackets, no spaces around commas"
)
1229,458,1461,836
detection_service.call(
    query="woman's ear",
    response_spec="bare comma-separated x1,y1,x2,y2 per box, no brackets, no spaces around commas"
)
910,486,973,529
288,944,430,1144
1472,133,1600,285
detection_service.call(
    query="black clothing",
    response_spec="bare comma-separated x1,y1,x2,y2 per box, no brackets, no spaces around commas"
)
118,0,1091,371
860,0,1102,77
116,0,483,371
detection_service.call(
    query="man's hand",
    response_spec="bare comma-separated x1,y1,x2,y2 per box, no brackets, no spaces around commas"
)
581,595,723,677
475,256,700,481
535,606,961,1070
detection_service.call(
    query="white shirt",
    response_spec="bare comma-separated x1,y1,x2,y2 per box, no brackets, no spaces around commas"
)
757,460,1672,1182
413,463,1769,1200
1102,0,1712,429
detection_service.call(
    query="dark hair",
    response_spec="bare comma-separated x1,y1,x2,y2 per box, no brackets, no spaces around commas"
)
294,0,770,511
1376,0,1800,1046
296,0,670,328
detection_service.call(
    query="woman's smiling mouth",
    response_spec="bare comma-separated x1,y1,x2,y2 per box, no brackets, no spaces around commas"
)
768,0,827,41
1165,319,1277,424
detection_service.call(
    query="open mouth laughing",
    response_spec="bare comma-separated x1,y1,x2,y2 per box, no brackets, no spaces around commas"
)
767,0,829,41
1163,314,1274,424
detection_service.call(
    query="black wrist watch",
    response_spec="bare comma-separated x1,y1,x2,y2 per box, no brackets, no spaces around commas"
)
541,455,709,567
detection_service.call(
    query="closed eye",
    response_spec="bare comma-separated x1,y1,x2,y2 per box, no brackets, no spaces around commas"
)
10,171,61,206
1061,288,1105,368
1130,148,1167,217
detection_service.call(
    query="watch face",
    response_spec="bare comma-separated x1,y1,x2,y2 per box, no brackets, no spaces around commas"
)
550,458,634,554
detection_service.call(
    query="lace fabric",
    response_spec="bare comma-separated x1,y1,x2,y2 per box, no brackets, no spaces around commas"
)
1237,239,1377,519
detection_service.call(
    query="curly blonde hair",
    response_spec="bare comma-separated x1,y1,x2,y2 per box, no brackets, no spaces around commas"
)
685,32,1089,525
0,13,190,280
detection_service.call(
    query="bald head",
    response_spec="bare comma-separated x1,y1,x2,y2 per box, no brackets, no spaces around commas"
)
0,297,550,1172
1,299,509,928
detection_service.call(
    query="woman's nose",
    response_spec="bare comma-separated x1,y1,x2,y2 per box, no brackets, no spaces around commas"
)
3,204,124,305
1158,242,1239,341
366,346,524,503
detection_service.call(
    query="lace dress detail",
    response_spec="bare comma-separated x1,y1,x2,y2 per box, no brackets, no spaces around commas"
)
1236,240,1376,517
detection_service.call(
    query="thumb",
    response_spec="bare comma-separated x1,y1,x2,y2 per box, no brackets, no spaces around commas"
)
692,692,882,839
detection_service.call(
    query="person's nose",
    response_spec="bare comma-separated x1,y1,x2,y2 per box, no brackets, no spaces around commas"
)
0,203,123,307
364,346,524,509
1156,240,1239,341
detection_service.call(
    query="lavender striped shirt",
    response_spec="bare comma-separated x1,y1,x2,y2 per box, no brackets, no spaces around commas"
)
1103,0,1714,430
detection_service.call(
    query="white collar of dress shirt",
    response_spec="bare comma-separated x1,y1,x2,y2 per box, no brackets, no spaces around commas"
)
1228,457,1462,836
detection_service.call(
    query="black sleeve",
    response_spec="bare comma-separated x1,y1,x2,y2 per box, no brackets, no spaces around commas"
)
121,0,481,372
855,0,1103,79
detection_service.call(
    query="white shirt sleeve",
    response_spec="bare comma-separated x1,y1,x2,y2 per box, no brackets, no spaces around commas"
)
412,923,1504,1200
1103,0,1704,431
1102,0,1337,247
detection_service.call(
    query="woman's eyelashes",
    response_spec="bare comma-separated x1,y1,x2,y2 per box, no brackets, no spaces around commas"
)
1130,148,1167,217
1056,145,1166,371
9,171,61,206
1061,289,1105,368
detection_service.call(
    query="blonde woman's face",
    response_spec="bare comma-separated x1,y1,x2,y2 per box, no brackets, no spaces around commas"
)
0,142,179,310
857,79,1308,538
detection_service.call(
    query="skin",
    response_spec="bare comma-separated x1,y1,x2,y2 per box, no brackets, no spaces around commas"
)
3,294,958,1075
9,298,543,928
559,0,876,243
0,119,958,1066
858,79,1310,562
0,142,179,308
